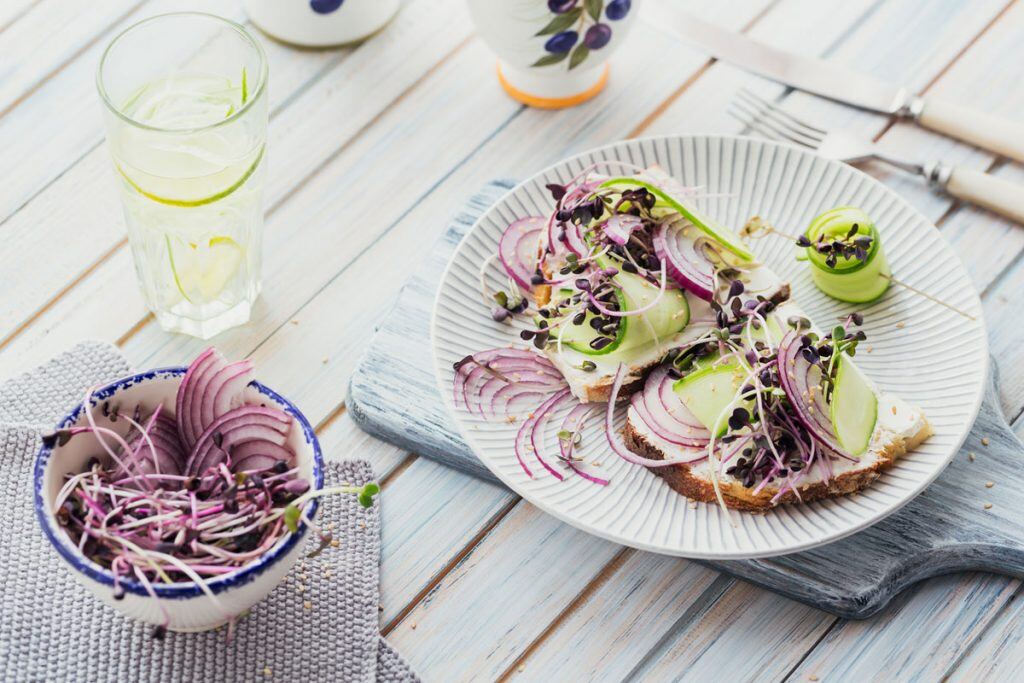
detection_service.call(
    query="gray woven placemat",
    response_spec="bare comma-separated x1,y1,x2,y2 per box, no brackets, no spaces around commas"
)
0,341,418,682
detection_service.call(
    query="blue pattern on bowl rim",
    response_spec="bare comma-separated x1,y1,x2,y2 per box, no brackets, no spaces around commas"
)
33,366,325,600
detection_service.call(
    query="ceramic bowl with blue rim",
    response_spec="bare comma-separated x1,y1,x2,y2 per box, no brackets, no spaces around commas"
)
34,367,324,632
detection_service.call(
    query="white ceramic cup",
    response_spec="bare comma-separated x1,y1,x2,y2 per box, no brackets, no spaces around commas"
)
245,0,399,47
467,0,642,108
34,368,323,632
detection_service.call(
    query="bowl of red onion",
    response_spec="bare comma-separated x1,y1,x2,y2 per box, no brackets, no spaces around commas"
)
33,349,366,635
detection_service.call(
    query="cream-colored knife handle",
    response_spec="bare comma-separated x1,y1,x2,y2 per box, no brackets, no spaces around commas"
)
917,98,1024,163
944,167,1024,224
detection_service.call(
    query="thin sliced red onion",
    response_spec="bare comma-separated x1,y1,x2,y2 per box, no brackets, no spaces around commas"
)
777,332,846,455
602,214,643,246
629,367,710,449
606,365,710,468
453,349,568,420
527,390,572,481
513,388,570,479
186,405,291,477
653,222,715,301
176,347,219,449
499,216,545,290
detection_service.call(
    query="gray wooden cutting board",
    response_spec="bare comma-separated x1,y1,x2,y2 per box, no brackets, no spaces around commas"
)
348,181,1024,619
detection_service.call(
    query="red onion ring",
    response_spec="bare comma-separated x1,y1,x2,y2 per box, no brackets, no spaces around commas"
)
628,367,710,449
653,222,715,301
499,216,545,290
606,365,711,468
777,332,846,455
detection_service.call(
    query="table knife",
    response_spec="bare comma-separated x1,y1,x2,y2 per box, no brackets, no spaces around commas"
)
649,3,1024,163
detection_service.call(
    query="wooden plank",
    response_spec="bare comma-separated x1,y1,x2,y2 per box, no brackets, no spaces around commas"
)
505,551,722,682
0,0,39,36
0,0,474,377
788,572,1019,682
0,0,141,116
377,457,515,626
947,583,1024,681
385,502,622,681
632,580,833,683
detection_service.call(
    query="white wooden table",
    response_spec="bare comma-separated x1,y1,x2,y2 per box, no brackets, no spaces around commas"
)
4,0,1024,679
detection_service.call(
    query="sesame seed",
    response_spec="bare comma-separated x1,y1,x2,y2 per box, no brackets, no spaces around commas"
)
290,319,299,325
410,622,417,630
689,501,698,509
518,664,526,673
808,677,819,682
264,666,273,677
985,482,994,488
982,437,990,446
379,604,384,611
303,600,312,610
896,322,905,329
984,503,993,510
866,346,873,353
322,357,329,364
969,453,976,462
330,539,340,548
299,573,308,581
296,584,305,593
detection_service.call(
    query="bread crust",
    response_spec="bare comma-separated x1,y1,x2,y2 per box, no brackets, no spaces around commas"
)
623,416,932,512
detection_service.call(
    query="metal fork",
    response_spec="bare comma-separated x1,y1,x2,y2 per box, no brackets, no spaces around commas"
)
728,88,1024,225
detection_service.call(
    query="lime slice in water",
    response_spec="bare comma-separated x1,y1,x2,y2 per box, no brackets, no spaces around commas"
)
166,235,244,303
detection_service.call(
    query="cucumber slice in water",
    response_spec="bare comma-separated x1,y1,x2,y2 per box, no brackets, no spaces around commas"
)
830,355,878,456
167,235,244,303
673,357,750,437
600,176,754,261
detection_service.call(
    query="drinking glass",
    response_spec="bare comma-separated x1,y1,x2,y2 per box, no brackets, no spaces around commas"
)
97,13,268,339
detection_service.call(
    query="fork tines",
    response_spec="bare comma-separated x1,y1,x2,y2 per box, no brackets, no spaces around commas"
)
728,88,826,150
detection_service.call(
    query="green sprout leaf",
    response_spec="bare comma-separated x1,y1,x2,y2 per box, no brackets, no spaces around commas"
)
241,67,248,104
586,0,603,21
284,504,300,533
569,44,591,70
535,7,582,36
358,482,380,508
532,52,570,68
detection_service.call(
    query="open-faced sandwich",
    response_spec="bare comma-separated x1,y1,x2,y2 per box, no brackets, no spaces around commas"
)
455,165,931,511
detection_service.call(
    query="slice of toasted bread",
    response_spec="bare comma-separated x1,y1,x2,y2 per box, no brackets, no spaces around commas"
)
623,394,932,512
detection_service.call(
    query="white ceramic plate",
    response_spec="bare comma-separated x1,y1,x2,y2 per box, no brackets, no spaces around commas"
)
431,135,987,559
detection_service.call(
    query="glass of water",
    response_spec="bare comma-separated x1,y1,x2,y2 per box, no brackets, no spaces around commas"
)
97,13,268,339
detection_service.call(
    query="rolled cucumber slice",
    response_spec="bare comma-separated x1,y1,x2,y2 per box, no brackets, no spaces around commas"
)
599,176,754,261
804,206,892,304
829,355,878,456
673,356,750,437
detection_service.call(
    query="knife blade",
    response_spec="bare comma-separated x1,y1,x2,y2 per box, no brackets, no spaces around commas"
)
649,3,1024,163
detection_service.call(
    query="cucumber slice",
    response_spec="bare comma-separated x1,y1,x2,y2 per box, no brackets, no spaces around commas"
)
600,176,754,261
552,258,689,356
166,234,244,303
829,355,878,456
803,206,892,304
673,357,750,437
